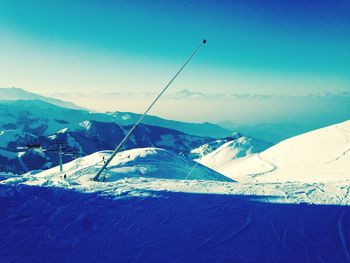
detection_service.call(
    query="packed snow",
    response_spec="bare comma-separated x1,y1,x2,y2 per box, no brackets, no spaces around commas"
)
1,182,349,262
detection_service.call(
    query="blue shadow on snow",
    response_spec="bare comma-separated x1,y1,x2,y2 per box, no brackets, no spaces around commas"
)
0,184,349,263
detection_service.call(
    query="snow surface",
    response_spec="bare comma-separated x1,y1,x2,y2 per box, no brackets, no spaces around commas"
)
1,121,350,262
202,120,350,183
1,183,350,262
1,144,350,205
1,149,350,261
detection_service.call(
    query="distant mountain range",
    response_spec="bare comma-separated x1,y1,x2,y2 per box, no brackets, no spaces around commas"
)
0,87,86,110
46,88,350,100
43,88,350,144
0,99,230,138
218,122,311,143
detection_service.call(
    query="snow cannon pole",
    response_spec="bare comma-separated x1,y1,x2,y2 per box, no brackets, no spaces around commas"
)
93,39,207,181
59,144,63,172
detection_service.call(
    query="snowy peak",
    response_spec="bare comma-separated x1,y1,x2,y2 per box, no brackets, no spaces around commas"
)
197,136,272,171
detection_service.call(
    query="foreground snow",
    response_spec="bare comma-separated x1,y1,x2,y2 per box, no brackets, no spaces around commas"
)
3,174,350,205
1,181,350,262
2,143,350,261
4,174,350,205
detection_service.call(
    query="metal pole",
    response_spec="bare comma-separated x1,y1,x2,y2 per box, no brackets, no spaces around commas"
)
59,144,63,172
93,39,207,181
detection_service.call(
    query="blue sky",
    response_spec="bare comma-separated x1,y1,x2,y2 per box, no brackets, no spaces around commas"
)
0,0,349,95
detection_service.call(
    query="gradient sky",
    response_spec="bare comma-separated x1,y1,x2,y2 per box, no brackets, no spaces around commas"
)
0,0,349,95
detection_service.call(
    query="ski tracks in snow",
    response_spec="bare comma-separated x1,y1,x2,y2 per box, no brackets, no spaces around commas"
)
246,154,278,181
326,125,350,164
338,212,350,262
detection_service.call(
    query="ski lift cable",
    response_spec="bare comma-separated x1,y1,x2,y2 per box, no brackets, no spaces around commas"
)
93,39,207,181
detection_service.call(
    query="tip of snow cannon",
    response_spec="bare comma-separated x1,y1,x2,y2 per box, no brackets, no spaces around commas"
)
203,39,207,44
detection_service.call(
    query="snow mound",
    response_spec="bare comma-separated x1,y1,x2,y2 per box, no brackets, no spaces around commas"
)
28,148,233,185
215,120,350,183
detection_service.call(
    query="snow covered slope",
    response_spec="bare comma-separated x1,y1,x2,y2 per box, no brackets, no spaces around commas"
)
197,135,272,171
186,132,242,159
213,120,350,183
186,132,272,161
28,148,233,183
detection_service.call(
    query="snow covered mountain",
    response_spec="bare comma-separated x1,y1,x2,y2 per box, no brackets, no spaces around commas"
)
0,130,38,150
207,120,350,183
197,135,272,171
185,132,242,159
0,115,272,175
0,120,213,174
25,148,233,182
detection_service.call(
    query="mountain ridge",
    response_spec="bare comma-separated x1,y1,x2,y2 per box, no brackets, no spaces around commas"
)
0,87,87,110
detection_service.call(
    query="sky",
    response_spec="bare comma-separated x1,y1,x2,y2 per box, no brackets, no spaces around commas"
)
1,0,349,97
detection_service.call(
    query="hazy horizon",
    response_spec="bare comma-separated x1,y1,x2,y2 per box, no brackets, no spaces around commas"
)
1,87,349,133
1,0,349,97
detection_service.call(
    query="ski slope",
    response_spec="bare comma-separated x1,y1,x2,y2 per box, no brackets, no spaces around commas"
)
205,120,350,183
